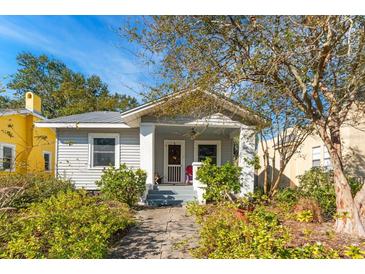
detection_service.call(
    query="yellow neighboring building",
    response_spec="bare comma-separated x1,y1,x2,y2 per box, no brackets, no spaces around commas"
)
257,121,365,187
0,92,55,174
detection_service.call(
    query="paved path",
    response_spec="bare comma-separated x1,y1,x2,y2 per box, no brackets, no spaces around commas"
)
108,207,199,259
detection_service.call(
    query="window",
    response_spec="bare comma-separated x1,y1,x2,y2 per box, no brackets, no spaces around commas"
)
323,148,332,169
194,140,221,166
89,134,119,168
198,145,217,164
312,146,321,167
0,143,15,171
43,152,51,172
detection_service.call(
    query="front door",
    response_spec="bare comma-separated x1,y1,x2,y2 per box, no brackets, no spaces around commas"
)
164,140,185,183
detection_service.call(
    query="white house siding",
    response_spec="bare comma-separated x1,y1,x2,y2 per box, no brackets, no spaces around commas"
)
57,128,139,189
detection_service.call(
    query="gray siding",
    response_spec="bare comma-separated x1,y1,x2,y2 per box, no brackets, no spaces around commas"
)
154,127,235,180
57,128,139,190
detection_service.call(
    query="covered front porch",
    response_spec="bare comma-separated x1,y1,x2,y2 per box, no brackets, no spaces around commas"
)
140,122,256,205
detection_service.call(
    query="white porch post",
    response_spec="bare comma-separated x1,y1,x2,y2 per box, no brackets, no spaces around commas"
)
238,125,256,195
140,123,155,188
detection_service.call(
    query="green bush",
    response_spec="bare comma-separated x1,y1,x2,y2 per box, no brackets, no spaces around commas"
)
96,164,146,207
298,168,336,219
191,203,291,258
295,210,314,223
274,188,300,208
288,243,339,259
0,190,134,258
197,158,242,202
0,173,73,209
297,168,363,219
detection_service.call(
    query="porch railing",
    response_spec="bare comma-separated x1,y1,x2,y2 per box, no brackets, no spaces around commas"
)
167,165,181,183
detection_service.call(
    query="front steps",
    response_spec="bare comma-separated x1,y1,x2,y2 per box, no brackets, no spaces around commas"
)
146,184,196,206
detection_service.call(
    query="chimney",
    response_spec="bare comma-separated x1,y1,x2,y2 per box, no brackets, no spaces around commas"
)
25,92,42,114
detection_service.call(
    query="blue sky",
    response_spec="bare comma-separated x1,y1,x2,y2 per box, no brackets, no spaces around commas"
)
0,16,155,101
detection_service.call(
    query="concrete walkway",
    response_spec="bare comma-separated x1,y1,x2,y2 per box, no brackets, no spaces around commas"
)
108,207,199,259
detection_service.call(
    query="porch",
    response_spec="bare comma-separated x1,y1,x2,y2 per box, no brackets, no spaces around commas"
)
140,123,256,205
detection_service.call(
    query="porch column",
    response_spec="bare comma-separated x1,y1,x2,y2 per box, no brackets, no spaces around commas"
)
140,123,155,187
238,125,256,195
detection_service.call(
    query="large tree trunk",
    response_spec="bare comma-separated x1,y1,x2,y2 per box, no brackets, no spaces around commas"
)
319,125,365,237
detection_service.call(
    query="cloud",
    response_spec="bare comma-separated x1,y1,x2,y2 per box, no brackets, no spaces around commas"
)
0,16,153,99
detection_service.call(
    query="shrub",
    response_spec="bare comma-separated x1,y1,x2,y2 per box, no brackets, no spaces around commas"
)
197,158,242,202
0,172,73,209
96,164,146,207
274,188,300,208
298,168,364,220
295,210,314,223
298,168,336,219
343,245,365,259
191,203,291,258
288,243,339,259
293,197,322,223
0,190,134,258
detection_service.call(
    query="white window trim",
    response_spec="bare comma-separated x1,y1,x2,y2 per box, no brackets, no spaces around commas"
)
312,146,321,167
43,151,52,172
163,140,186,183
194,140,221,166
88,133,120,169
0,143,16,172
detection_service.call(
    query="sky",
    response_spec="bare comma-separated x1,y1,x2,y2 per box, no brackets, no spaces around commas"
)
0,16,155,101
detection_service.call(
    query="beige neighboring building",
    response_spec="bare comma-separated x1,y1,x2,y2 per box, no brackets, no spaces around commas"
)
257,121,365,187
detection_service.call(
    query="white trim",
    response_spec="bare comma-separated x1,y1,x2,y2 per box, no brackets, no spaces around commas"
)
0,142,16,172
121,89,264,125
194,140,221,166
88,133,120,169
163,140,186,183
148,121,242,128
55,131,58,177
43,151,52,172
35,122,131,129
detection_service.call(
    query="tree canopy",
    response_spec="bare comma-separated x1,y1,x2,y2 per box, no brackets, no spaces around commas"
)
6,53,138,118
126,15,365,236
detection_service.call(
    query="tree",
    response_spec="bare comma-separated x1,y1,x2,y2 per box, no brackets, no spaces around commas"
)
125,16,365,236
8,53,138,118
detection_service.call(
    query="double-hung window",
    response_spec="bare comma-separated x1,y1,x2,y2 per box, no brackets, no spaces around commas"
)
89,134,119,168
0,143,16,172
312,146,321,167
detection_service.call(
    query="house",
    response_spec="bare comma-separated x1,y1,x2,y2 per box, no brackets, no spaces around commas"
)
36,90,263,205
257,121,365,187
0,92,55,174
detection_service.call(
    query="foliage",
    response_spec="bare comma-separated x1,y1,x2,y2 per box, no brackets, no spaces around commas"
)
274,188,300,208
288,243,340,259
297,168,363,220
96,164,146,207
298,168,336,219
343,245,365,259
293,197,322,223
189,201,342,258
186,201,208,223
295,210,314,223
0,190,134,259
7,53,138,118
0,172,73,209
196,158,242,202
190,203,291,258
126,15,365,235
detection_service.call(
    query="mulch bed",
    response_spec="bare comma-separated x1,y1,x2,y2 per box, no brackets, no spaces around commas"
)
283,219,365,251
